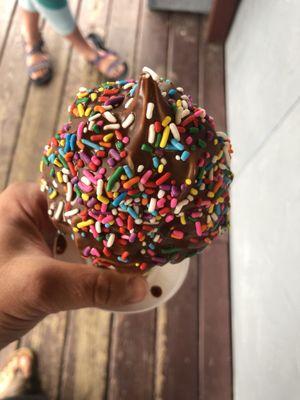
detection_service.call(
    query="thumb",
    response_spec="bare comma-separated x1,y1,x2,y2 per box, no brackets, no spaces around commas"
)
37,260,148,313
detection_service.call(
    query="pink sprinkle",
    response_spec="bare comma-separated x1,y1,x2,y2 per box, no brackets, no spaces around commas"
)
157,198,166,208
78,181,92,193
185,136,193,145
88,211,98,220
109,149,121,161
102,215,114,224
198,158,205,167
147,249,155,257
83,170,97,184
91,155,101,166
99,168,106,174
122,137,130,144
194,108,206,118
165,215,174,223
195,221,202,237
170,198,178,208
96,120,104,126
141,170,152,184
90,225,98,239
172,230,184,239
129,233,136,243
116,217,124,227
101,203,107,213
77,121,85,140
192,212,201,218
90,247,101,257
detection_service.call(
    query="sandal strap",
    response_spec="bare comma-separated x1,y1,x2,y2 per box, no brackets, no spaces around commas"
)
28,59,51,74
107,58,125,74
26,38,45,56
90,51,126,75
89,52,110,66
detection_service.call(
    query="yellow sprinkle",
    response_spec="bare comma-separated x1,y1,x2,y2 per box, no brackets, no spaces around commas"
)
207,191,215,198
213,138,218,145
162,116,171,127
77,103,84,117
218,197,224,203
73,227,79,233
49,190,57,200
208,204,214,214
46,148,52,157
176,99,182,107
59,139,65,147
103,133,114,142
85,107,92,117
158,164,164,173
90,93,97,101
190,188,198,196
120,174,127,181
160,125,170,148
77,92,88,98
82,193,89,201
56,171,63,183
54,159,62,168
77,219,94,229
185,179,192,186
39,161,44,173
135,263,140,267
113,192,119,199
180,214,186,225
97,195,109,204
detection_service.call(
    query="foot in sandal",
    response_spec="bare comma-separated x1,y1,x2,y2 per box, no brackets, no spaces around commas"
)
24,37,53,86
0,348,41,399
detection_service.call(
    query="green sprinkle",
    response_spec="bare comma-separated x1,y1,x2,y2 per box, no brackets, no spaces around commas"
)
197,167,205,180
92,124,101,133
191,144,196,151
141,143,153,153
161,247,181,254
198,139,207,148
57,154,68,169
55,133,60,140
50,167,55,177
74,184,81,197
154,133,162,148
76,97,89,104
107,166,124,191
42,156,49,166
116,141,124,150
189,127,199,134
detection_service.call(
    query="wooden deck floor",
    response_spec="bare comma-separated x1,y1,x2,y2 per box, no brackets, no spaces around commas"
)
0,1,232,399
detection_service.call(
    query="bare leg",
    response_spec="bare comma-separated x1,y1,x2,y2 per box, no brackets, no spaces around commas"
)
20,7,50,81
64,26,125,78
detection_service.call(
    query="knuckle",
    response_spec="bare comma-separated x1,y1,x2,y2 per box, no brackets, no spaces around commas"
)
26,266,55,308
92,272,112,306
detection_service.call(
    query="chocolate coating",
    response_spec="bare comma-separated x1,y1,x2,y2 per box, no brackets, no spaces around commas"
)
41,69,233,272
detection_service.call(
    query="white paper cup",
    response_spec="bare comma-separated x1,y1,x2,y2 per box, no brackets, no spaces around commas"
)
54,233,189,313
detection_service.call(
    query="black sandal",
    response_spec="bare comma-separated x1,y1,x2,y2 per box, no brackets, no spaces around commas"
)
24,37,53,86
87,33,128,81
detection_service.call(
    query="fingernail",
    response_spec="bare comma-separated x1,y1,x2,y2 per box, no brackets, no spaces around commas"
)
127,276,147,304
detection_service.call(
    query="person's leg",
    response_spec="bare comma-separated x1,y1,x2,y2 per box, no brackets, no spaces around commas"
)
18,0,51,82
30,0,126,78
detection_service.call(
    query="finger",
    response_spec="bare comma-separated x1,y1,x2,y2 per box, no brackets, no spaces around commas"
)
35,260,148,313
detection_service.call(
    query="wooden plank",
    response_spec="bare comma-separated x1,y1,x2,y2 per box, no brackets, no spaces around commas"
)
107,2,166,399
5,2,79,400
154,14,201,400
0,1,16,63
198,43,232,400
206,0,239,44
58,2,113,399
108,313,156,400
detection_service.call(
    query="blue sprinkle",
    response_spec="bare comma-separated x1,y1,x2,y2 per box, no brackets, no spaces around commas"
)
48,153,56,163
81,232,86,238
149,243,155,250
70,134,76,151
81,139,104,151
166,79,171,84
117,256,128,263
152,156,159,168
123,165,133,178
165,144,177,151
64,134,71,153
58,148,65,158
105,223,110,228
142,193,148,198
129,83,138,96
127,206,138,219
118,80,128,85
168,88,177,96
181,151,190,161
170,138,184,151
112,191,127,207
215,204,221,216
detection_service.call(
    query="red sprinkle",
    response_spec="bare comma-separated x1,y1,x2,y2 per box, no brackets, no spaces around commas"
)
155,172,171,186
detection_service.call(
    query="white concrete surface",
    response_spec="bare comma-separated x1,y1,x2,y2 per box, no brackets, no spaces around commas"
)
226,0,300,399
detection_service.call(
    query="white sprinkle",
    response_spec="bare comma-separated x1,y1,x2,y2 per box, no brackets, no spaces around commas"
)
79,86,87,92
88,121,95,131
104,123,120,131
142,66,160,81
96,179,104,197
83,127,88,133
134,198,141,203
148,198,157,213
162,92,167,97
175,106,183,124
148,124,155,144
104,111,117,123
170,122,180,140
122,113,135,129
81,176,91,186
224,144,231,165
141,249,146,255
174,199,189,215
125,98,134,109
66,181,73,202
48,209,53,216
64,208,79,217
52,180,58,188
157,190,165,199
187,194,194,202
135,218,143,225
107,233,115,248
216,131,228,139
50,203,55,210
212,213,218,222
182,99,188,109
112,209,118,215
95,221,101,233
63,174,69,183
181,95,189,100
62,168,70,175
102,105,113,110
176,87,184,92
123,82,135,90
125,198,133,205
175,155,180,160
137,165,145,173
146,102,155,119
154,234,160,242
88,112,101,121
160,157,167,165
209,168,214,181
54,201,64,220
182,109,190,118
138,182,145,192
